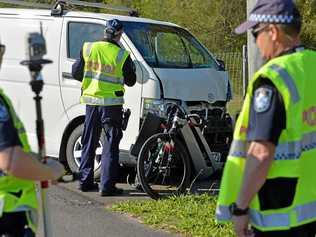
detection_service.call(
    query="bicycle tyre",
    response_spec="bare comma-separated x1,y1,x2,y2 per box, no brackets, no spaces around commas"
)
137,133,191,200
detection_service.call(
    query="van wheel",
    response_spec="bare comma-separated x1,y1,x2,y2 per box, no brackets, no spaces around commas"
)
66,124,102,179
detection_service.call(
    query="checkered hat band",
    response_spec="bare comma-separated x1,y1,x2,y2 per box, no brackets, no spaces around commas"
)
249,14,294,23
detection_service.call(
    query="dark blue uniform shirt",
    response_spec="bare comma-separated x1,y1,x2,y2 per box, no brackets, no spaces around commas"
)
247,78,294,211
0,96,21,151
247,77,286,145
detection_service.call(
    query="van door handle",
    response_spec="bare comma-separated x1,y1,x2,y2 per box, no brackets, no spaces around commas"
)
62,72,74,79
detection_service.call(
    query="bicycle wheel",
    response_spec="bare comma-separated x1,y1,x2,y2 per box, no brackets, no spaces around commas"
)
137,133,191,200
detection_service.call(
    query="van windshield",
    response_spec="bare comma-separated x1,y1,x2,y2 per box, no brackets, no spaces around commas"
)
122,22,219,69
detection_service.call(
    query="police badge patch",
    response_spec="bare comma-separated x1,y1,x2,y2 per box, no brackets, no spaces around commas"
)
254,87,273,113
0,104,9,122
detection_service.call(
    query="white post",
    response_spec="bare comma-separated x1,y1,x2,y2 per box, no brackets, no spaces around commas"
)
247,0,264,81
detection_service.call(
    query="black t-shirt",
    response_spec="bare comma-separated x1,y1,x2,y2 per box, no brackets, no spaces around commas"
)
0,96,21,151
247,77,286,145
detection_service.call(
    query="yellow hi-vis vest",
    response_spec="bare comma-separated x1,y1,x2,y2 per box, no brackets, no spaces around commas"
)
216,49,316,231
0,89,38,231
80,41,130,106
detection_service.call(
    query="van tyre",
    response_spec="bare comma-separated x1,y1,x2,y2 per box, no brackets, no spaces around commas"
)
66,124,102,179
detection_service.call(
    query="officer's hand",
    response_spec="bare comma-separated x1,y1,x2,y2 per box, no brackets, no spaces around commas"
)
45,158,66,181
232,215,254,237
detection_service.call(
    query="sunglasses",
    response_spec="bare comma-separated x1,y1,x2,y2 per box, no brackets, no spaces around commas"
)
251,24,269,40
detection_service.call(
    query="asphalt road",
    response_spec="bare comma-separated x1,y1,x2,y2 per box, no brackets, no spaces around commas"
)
36,184,178,237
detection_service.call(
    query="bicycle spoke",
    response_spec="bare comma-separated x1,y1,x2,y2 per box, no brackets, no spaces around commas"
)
137,133,190,199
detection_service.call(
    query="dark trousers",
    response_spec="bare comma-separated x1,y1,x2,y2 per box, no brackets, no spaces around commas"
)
0,212,35,236
79,105,123,191
253,221,316,237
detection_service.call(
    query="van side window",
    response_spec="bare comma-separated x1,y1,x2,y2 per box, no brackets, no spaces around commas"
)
68,22,105,59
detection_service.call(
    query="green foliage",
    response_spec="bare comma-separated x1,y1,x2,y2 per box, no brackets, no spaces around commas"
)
111,194,235,237
126,0,247,52
1,0,315,50
297,0,316,48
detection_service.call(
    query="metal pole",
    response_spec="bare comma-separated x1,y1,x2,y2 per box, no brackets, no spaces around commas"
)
21,30,53,236
247,0,264,81
242,45,248,97
29,68,53,237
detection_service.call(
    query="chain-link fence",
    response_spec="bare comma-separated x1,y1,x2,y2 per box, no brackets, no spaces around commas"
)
215,51,244,115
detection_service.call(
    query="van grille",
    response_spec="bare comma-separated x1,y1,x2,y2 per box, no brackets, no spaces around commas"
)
190,107,233,162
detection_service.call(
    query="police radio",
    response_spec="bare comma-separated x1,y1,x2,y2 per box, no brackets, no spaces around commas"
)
122,108,131,131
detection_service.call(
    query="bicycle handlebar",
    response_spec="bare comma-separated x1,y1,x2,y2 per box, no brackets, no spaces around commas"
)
187,114,203,126
165,103,203,129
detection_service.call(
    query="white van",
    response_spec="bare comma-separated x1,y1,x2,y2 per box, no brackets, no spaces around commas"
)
0,3,232,177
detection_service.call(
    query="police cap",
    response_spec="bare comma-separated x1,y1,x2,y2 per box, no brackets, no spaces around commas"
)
235,0,301,34
105,19,123,39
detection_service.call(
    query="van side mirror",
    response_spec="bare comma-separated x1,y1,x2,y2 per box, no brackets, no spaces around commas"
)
216,59,225,71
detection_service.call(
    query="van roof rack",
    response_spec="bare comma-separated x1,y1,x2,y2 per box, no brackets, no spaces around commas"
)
0,0,139,17
51,0,139,17
0,0,51,9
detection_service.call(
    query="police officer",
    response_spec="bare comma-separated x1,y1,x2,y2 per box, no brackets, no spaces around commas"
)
216,0,316,236
0,41,65,236
72,19,136,196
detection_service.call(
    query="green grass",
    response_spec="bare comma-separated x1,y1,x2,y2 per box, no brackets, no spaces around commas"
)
110,194,235,237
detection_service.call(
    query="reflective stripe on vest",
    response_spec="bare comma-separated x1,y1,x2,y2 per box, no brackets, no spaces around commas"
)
216,205,290,228
17,126,27,135
80,96,124,105
84,42,93,58
116,48,126,65
296,201,316,223
217,200,316,228
269,64,300,103
0,91,31,152
83,71,124,85
229,131,316,160
84,43,125,66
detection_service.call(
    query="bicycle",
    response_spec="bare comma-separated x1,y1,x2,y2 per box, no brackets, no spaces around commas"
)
136,103,233,199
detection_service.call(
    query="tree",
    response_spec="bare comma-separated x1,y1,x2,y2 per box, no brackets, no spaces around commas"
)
297,0,316,48
0,0,315,50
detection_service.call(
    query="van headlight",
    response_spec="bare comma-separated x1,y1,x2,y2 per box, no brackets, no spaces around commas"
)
142,99,180,118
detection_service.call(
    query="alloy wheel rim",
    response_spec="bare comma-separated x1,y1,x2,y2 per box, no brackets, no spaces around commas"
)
73,136,102,170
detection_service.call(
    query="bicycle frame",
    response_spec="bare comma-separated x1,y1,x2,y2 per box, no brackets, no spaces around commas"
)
134,102,232,198
165,103,228,180
180,121,224,179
